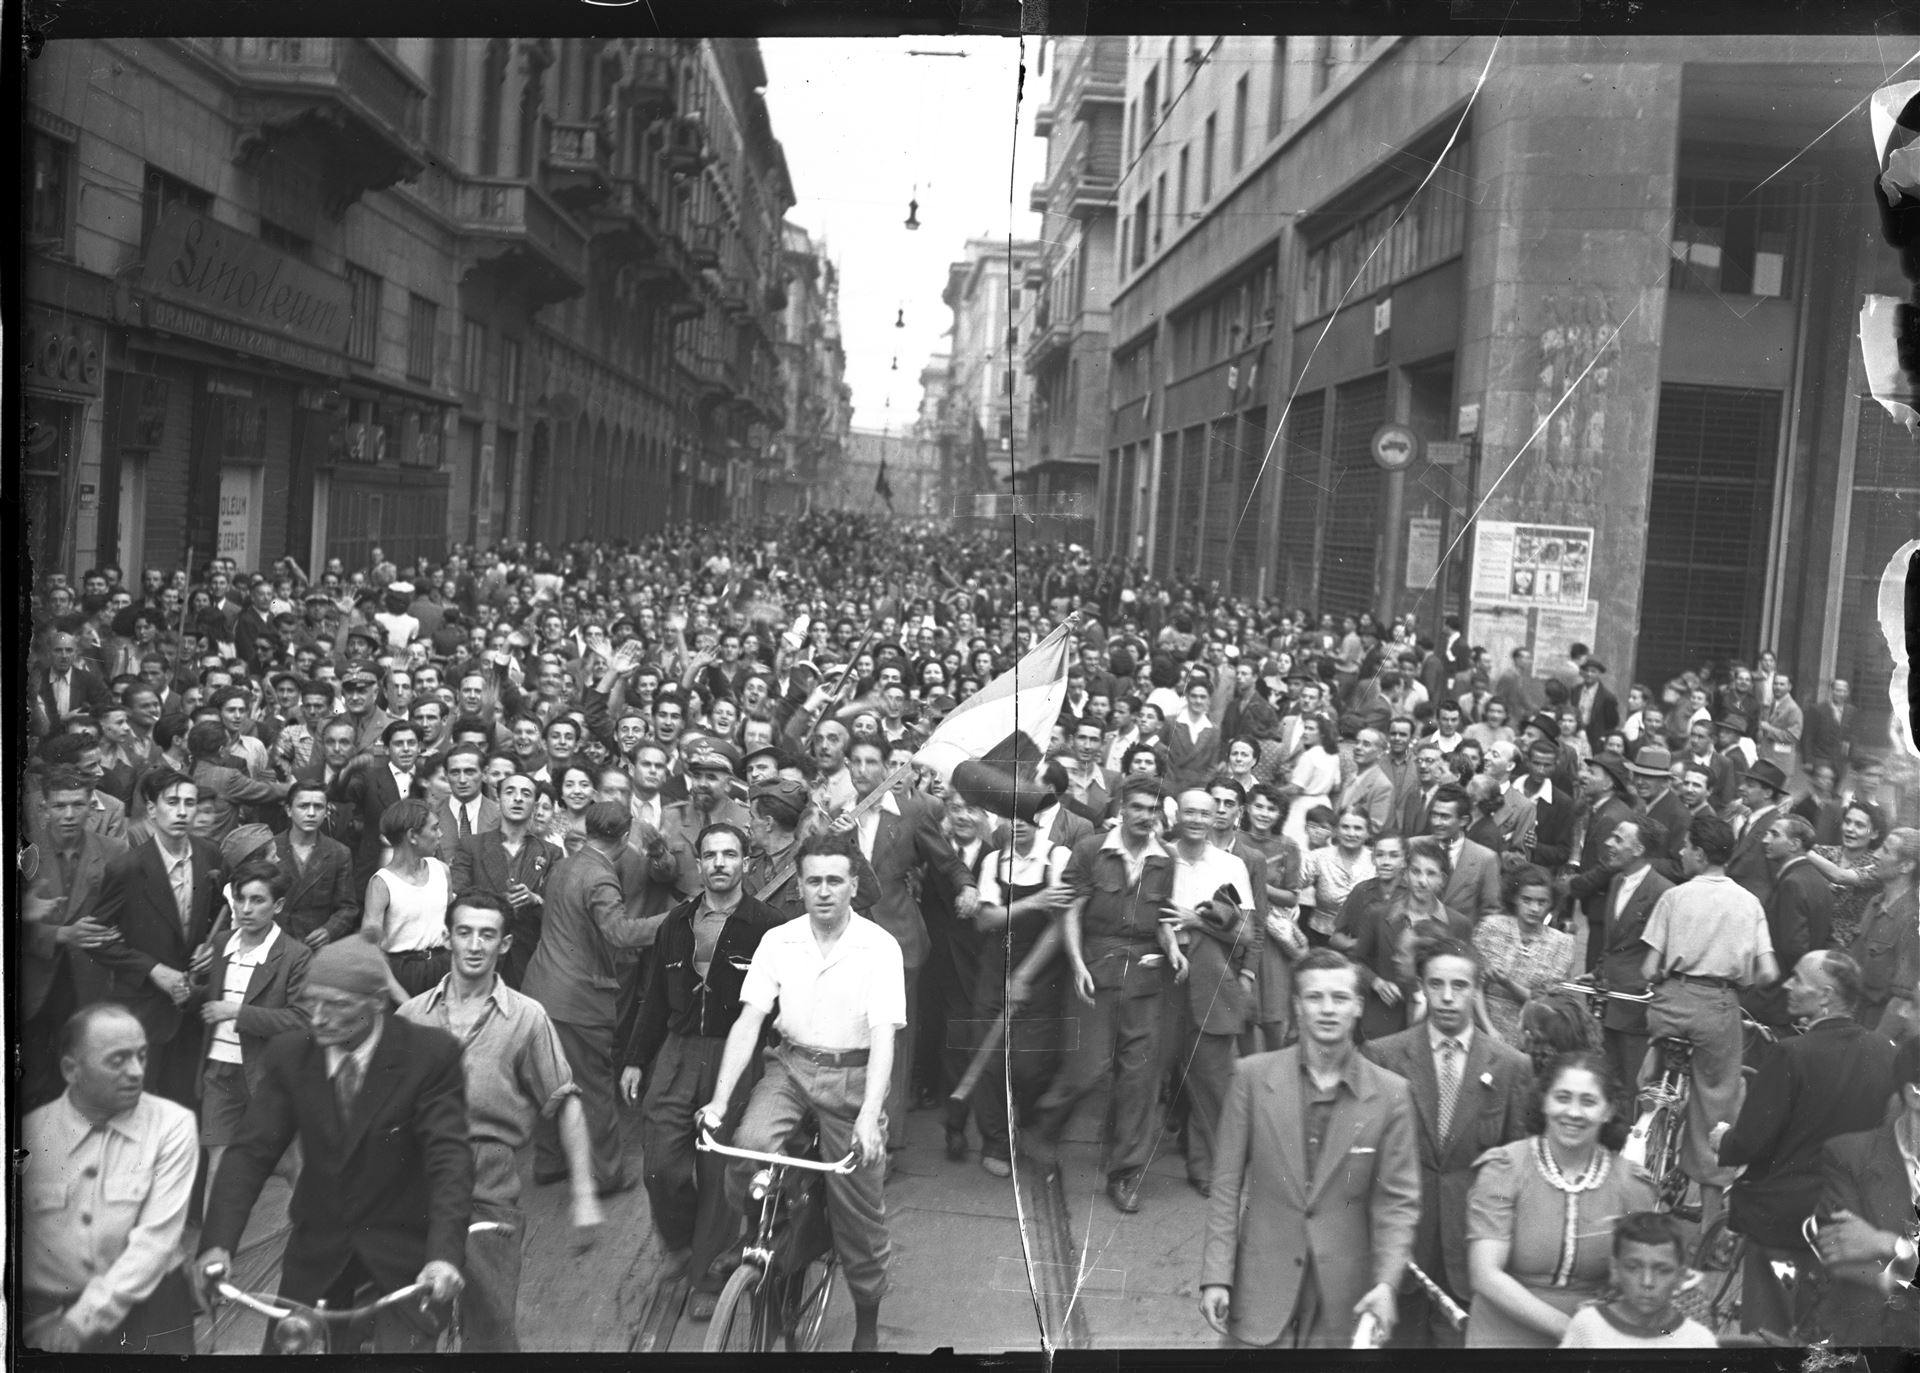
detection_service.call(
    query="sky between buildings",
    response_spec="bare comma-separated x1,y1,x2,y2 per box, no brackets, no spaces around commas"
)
761,39,1048,434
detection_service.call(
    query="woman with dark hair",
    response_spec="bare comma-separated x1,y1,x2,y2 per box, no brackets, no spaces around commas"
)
1517,992,1605,1078
1240,781,1306,1050
549,763,599,854
1475,864,1578,1046
1805,799,1890,949
360,797,451,997
1280,712,1341,847
1465,1051,1658,1347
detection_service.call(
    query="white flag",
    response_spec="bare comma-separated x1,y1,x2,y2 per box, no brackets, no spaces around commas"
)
912,621,1074,785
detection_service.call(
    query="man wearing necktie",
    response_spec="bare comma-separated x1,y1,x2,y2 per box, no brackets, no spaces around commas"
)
36,627,112,738
1363,940,1533,1347
431,746,500,864
196,939,471,1353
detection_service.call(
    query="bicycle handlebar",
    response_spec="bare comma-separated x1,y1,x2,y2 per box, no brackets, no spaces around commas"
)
203,1262,431,1321
697,1125,858,1174
1554,980,1653,1004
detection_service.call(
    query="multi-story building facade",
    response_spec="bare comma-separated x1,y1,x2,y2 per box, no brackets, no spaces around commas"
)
1022,37,1125,546
926,236,1042,522
24,35,802,582
1100,35,1913,743
765,221,852,516
832,427,940,517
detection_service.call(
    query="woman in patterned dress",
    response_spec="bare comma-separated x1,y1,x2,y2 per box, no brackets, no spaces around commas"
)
1466,1052,1658,1347
1475,865,1578,1046
1804,799,1888,950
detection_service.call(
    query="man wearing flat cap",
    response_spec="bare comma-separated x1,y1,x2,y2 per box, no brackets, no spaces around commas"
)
660,740,753,901
196,938,472,1352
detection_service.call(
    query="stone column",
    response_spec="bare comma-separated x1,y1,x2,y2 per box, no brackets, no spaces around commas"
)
1453,42,1683,683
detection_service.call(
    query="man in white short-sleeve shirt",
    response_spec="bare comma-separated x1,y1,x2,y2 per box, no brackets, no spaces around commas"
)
699,833,905,1352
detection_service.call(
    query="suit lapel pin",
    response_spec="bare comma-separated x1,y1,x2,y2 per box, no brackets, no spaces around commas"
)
1479,1072,1494,1088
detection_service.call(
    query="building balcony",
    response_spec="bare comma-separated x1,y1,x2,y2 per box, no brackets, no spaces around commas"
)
1070,70,1125,113
453,176,589,307
1034,103,1056,138
1068,170,1118,221
626,49,678,120
586,176,664,269
665,113,708,176
1029,180,1050,214
719,282,751,317
1025,312,1071,372
688,222,724,271
683,350,735,414
1023,260,1046,291
543,119,614,210
224,37,427,212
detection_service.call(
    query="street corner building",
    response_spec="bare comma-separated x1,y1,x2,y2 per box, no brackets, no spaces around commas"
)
23,37,853,580
1074,35,1913,747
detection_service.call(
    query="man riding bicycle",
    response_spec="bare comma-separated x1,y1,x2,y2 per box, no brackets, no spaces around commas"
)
697,831,905,1353
1637,814,1777,1231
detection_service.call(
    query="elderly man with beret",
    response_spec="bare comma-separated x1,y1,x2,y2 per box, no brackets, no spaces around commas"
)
196,938,472,1353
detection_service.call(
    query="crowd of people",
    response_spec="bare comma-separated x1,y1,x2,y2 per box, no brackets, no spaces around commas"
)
18,510,1920,1353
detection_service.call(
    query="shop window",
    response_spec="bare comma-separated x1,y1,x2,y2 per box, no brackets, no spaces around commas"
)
140,166,211,250
29,129,74,255
406,293,438,383
346,263,381,362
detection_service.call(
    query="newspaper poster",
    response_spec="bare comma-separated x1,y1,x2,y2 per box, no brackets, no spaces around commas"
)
1468,602,1532,671
1470,521,1594,607
1533,602,1600,665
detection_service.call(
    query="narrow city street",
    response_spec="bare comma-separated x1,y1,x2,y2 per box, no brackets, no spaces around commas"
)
196,1086,1224,1354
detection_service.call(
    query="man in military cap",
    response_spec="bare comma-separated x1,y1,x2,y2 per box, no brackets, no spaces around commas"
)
660,740,753,900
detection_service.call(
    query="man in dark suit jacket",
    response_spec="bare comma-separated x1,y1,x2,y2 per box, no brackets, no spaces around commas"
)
1596,817,1674,1087
1423,785,1504,927
1724,760,1791,904
273,781,361,947
195,939,472,1353
1516,730,1577,869
1812,1036,1920,1347
1799,681,1857,782
430,745,502,864
20,768,126,1111
1628,746,1692,884
339,718,428,892
295,717,360,846
1562,755,1639,971
843,738,979,1142
449,772,564,989
1200,950,1421,1347
87,767,227,1107
1573,660,1620,753
521,803,661,1193
1713,950,1895,1339
188,860,315,1184
1363,939,1532,1347
34,626,114,738
1742,816,1835,1032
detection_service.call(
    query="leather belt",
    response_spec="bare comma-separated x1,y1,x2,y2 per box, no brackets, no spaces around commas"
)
1670,973,1734,989
781,1042,870,1068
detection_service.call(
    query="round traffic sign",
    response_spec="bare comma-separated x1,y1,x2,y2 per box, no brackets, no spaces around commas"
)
1370,423,1422,472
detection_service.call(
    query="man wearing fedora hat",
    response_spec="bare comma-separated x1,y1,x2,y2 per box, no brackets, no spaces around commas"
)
1725,760,1792,904
1561,753,1640,972
1627,745,1692,884
1713,712,1758,811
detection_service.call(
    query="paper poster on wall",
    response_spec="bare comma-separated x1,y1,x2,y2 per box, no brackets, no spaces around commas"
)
217,467,258,571
1470,520,1595,607
1469,602,1531,672
1533,602,1600,666
1405,517,1443,589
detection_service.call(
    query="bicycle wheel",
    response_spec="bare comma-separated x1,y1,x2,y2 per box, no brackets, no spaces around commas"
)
1691,1215,1744,1335
783,1253,840,1352
1643,1100,1692,1216
705,1263,772,1353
